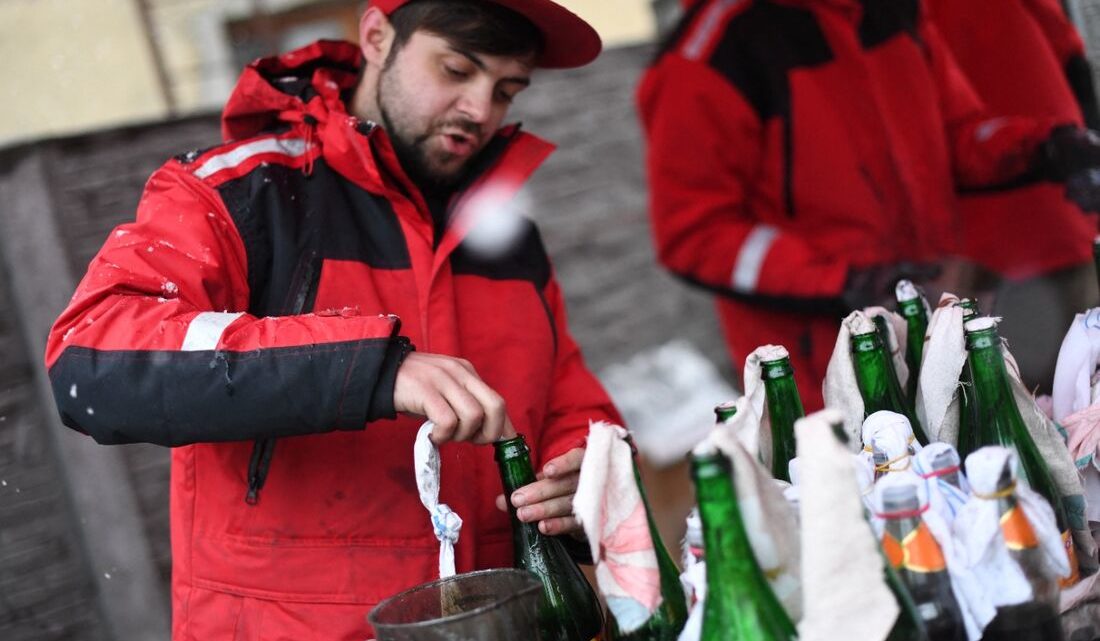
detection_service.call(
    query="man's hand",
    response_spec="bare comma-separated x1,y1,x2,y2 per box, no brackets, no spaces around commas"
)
495,447,585,536
841,262,941,312
1040,125,1100,180
393,352,516,445
1065,167,1100,213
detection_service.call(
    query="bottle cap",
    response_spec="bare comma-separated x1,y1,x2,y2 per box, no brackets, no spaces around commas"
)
963,316,997,333
895,279,920,303
757,345,790,363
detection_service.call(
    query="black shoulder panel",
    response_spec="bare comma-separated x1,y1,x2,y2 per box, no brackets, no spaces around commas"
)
859,0,921,49
450,217,551,289
708,1,833,119
216,159,411,316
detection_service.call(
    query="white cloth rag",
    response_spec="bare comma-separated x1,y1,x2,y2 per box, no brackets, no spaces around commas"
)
712,408,803,621
573,421,663,633
742,344,791,470
861,410,922,472
915,294,967,445
824,311,874,452
413,422,463,579
795,408,899,641
865,411,917,477
677,509,705,641
872,472,994,641
1062,404,1100,522
954,447,1070,610
1053,308,1100,423
912,442,971,523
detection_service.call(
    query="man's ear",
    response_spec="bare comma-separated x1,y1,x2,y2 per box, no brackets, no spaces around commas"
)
359,7,395,67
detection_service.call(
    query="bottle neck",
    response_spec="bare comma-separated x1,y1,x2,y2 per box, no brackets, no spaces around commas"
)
762,359,804,483
714,402,738,424
898,298,927,326
693,454,778,604
851,333,905,412
495,436,540,534
965,330,1025,445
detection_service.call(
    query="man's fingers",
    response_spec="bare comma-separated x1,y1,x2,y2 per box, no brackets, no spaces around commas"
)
459,376,507,444
422,391,459,444
542,447,585,478
539,516,581,536
517,495,574,523
495,493,508,513
500,416,517,440
394,352,513,445
511,474,579,507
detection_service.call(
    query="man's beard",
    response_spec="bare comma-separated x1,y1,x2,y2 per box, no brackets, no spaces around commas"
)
376,65,482,191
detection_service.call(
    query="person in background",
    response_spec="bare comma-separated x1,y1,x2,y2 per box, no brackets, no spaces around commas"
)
638,0,1100,409
43,1,621,639
927,0,1100,392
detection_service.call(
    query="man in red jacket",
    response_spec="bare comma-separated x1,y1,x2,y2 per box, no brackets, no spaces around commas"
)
927,0,1100,392
44,1,621,639
639,0,1100,409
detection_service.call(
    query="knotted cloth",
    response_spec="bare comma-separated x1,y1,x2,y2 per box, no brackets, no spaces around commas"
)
413,422,463,579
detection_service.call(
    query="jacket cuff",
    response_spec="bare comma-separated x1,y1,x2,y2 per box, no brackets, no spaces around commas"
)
363,336,414,424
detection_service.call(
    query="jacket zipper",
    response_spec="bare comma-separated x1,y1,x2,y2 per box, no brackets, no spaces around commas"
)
245,249,319,504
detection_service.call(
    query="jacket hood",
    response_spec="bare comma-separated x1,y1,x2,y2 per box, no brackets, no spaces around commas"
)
221,40,364,142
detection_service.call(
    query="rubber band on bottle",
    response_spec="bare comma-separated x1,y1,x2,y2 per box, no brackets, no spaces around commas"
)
874,454,911,473
917,465,960,480
973,482,1017,500
875,503,930,520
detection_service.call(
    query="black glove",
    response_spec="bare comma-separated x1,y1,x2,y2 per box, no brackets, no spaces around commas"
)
1039,125,1100,180
841,262,941,312
1066,55,1100,132
1065,167,1100,213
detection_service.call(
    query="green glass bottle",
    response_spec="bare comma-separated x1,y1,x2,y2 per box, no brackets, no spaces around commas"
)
714,401,738,424
691,448,797,641
850,327,929,445
761,352,805,482
963,317,1078,585
495,436,604,641
895,281,929,406
607,451,689,640
955,300,982,461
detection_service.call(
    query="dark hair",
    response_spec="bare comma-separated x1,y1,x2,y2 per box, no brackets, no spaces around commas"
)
387,0,544,62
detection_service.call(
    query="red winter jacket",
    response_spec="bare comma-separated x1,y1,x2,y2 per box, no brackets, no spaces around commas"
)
927,0,1096,278
45,41,621,640
638,0,1055,408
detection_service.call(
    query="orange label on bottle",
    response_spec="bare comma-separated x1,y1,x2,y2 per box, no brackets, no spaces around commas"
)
1000,506,1039,551
1060,529,1080,588
901,523,947,573
882,532,904,569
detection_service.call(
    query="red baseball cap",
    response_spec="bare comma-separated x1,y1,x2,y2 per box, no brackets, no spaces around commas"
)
370,0,602,68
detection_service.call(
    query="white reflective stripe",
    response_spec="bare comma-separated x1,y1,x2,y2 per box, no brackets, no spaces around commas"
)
193,138,309,179
974,118,1007,142
181,312,245,352
682,0,743,61
731,224,780,292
